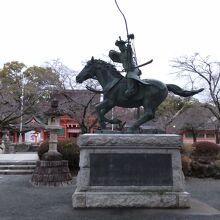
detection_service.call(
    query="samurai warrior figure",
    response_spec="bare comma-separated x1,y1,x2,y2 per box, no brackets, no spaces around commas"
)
109,35,142,97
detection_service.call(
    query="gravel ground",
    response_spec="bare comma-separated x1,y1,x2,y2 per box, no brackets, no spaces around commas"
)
0,175,220,220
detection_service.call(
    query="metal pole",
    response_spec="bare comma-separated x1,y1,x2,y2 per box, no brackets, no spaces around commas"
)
18,71,24,143
111,108,114,131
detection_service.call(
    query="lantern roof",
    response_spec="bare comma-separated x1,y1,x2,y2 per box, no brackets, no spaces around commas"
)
45,98,64,117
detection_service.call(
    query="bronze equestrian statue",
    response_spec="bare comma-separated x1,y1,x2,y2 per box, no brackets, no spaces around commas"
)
76,56,203,132
76,1,203,132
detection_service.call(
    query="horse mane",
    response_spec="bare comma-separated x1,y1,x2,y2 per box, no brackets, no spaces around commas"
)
94,59,123,79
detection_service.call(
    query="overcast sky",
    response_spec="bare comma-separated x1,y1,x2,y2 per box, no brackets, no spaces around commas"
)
1,0,220,84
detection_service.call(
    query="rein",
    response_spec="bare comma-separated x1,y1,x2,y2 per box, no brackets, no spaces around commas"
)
85,60,123,94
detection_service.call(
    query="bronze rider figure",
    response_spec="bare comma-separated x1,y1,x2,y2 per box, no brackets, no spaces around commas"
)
109,35,141,97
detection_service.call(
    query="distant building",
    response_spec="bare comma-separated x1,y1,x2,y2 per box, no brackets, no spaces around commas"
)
9,115,98,145
166,103,220,143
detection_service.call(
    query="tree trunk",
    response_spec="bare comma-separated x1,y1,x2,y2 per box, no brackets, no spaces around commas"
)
215,126,220,144
80,123,88,134
191,129,197,143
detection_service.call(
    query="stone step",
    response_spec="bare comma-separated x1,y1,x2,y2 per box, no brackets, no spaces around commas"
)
0,164,36,170
0,160,36,175
0,154,38,175
0,169,34,175
0,161,36,165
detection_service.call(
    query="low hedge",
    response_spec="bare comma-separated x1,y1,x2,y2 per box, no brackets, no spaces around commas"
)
38,138,80,171
192,141,219,158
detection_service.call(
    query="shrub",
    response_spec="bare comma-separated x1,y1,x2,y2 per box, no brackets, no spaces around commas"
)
191,160,216,178
192,141,220,157
38,138,80,171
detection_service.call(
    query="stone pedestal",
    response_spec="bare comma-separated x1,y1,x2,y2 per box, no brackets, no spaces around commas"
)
72,134,190,208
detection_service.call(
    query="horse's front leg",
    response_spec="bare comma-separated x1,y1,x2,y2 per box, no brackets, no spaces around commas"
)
129,107,155,133
95,99,114,129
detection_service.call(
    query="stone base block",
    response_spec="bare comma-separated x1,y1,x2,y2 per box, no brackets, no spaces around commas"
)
73,134,191,208
31,160,72,186
73,191,190,208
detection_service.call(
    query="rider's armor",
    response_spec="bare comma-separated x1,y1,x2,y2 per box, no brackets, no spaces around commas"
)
109,39,141,97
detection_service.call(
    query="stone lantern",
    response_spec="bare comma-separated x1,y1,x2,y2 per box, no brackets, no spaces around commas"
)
42,99,63,161
31,99,72,186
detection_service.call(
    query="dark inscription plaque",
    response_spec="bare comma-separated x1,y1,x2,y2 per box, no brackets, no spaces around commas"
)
90,153,173,186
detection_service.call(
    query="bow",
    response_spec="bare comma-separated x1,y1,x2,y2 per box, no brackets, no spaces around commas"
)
114,0,138,67
114,0,129,43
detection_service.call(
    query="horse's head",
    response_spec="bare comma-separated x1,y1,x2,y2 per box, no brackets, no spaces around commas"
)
76,57,97,83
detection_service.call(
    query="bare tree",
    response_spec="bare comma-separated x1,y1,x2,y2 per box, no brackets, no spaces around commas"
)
171,53,220,142
46,59,101,91
45,60,101,133
155,94,195,132
52,90,100,133
171,54,220,118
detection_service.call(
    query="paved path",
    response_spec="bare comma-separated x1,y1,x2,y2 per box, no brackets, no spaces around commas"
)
0,175,220,220
0,154,220,219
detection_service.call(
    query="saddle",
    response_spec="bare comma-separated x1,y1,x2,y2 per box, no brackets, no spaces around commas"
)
86,77,164,94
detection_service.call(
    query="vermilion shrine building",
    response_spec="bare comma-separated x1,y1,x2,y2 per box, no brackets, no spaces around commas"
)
9,114,97,145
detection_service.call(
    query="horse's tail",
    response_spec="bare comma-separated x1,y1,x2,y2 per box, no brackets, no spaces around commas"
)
166,84,204,97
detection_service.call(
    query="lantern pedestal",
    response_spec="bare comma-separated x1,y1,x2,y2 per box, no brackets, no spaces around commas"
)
31,160,72,186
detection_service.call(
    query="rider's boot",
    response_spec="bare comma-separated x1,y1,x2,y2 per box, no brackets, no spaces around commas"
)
125,79,136,97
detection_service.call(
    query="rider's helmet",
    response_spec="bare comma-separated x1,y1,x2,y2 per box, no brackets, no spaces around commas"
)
115,40,126,47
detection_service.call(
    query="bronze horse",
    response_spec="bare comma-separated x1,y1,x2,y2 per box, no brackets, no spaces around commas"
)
76,57,203,132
